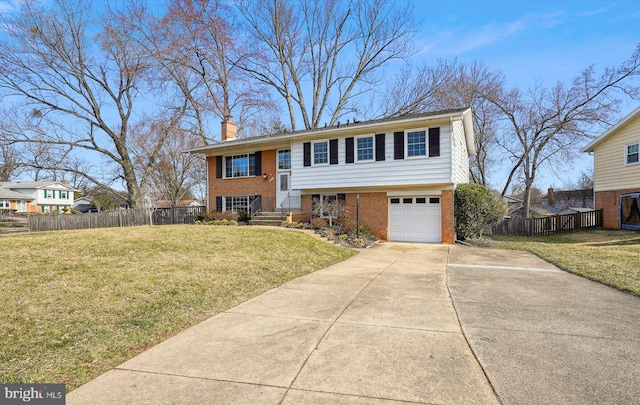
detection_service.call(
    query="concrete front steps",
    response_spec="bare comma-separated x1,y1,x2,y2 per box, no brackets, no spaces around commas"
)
248,211,286,226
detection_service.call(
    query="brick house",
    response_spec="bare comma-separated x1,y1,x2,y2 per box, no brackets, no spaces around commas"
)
0,181,77,213
582,105,640,230
190,109,475,243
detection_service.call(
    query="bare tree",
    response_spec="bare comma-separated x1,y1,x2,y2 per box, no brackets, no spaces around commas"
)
0,141,21,182
237,0,418,130
122,0,278,141
488,45,640,216
0,0,183,207
132,125,205,207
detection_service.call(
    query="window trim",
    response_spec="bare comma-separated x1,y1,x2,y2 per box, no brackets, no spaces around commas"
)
312,140,329,166
406,129,427,159
0,199,9,209
355,135,375,162
625,142,639,166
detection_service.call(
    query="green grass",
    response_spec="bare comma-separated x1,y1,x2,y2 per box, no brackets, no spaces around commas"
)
482,229,640,296
0,225,357,391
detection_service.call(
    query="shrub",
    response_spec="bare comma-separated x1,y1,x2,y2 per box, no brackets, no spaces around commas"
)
237,210,251,223
206,211,238,221
454,183,507,240
312,218,327,229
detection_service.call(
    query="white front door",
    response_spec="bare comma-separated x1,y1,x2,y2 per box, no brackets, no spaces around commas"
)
276,171,291,210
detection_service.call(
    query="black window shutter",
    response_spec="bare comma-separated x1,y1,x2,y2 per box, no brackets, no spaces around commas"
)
345,137,354,164
375,133,385,161
253,151,262,175
429,127,440,157
337,193,346,202
394,131,404,160
216,156,223,178
303,142,311,167
216,196,223,212
330,139,339,165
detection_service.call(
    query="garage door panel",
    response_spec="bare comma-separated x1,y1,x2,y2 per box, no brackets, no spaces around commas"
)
389,196,441,243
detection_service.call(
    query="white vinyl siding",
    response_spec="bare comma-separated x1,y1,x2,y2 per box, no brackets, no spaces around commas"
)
451,119,470,184
292,126,453,190
592,114,640,192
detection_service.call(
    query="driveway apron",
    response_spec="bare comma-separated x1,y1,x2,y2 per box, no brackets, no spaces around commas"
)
68,243,498,405
447,245,640,405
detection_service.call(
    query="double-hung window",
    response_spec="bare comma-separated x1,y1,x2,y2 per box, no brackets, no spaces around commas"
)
356,136,374,162
278,150,291,170
16,200,26,212
59,190,68,199
407,130,426,157
313,141,328,165
226,154,255,178
626,143,639,165
44,190,54,199
0,199,9,209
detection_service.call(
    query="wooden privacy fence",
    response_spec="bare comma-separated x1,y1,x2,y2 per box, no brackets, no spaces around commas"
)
29,206,206,232
492,209,603,237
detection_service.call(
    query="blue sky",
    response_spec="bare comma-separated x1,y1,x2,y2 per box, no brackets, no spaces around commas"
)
2,0,638,191
406,0,640,190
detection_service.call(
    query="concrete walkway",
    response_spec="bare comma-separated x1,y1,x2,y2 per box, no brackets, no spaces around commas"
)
68,243,499,404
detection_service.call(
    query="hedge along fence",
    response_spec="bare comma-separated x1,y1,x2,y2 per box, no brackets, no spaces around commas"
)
29,207,206,232
492,209,603,236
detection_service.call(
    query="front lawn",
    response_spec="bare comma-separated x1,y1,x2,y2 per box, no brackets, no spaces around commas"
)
0,225,357,391
482,229,640,296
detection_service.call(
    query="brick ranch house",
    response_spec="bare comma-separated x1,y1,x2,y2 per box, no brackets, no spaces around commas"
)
190,108,476,243
582,105,640,230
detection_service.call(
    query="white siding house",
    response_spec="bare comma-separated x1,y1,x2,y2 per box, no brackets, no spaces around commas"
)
191,108,475,243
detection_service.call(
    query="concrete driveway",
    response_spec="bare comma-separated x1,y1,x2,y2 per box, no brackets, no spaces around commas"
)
447,245,640,405
67,241,640,404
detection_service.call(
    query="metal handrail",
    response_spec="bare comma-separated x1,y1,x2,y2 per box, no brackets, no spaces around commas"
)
249,196,262,217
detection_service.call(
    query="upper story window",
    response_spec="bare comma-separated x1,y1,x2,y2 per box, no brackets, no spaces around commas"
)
407,130,426,157
357,136,374,161
626,142,639,165
60,190,68,199
226,154,255,178
313,141,328,165
278,150,291,170
44,190,54,199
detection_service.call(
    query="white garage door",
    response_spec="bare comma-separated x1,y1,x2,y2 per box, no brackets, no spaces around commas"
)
388,196,441,242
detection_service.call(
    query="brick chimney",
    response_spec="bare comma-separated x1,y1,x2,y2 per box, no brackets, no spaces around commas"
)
547,188,554,206
221,116,237,141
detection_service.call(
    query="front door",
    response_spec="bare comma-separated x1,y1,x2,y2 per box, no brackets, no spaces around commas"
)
276,171,291,210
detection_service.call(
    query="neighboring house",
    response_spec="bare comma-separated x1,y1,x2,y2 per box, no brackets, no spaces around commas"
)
72,196,97,213
0,181,77,213
582,105,640,230
541,188,594,210
190,109,475,243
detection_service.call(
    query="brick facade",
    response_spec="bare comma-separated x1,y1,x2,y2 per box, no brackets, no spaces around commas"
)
206,150,277,211
299,192,388,240
441,189,455,244
298,191,456,243
595,188,640,229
